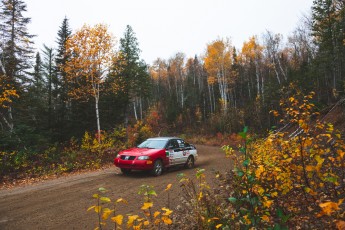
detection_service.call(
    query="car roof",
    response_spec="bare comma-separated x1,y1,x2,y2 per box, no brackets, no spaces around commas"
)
146,137,180,141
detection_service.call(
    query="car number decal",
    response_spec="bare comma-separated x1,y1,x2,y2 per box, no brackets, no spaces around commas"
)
183,150,189,156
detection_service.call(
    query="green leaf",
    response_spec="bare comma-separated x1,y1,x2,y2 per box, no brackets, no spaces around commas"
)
98,187,106,193
239,147,246,153
236,170,244,177
239,132,246,139
276,208,283,219
228,197,237,203
282,214,290,223
148,190,157,196
196,168,205,178
177,173,185,179
242,159,250,167
324,177,337,183
247,174,255,183
273,224,281,230
243,126,248,133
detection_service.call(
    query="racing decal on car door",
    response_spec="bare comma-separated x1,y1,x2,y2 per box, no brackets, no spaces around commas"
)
168,150,174,164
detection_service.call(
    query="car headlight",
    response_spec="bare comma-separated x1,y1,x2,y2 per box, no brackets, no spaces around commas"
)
137,156,150,160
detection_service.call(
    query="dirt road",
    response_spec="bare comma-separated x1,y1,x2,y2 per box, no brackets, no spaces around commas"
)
0,145,231,230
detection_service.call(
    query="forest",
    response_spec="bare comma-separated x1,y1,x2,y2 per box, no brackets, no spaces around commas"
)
1,0,344,148
0,0,344,173
1,0,345,229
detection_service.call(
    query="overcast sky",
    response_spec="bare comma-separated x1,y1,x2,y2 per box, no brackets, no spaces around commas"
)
25,0,314,64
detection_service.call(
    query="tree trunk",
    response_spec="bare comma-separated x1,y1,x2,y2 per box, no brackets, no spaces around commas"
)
133,100,138,121
95,96,101,143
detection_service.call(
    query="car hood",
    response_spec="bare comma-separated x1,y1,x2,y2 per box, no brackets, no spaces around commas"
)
119,148,162,156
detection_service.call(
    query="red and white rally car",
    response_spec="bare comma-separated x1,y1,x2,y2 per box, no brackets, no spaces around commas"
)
114,137,198,176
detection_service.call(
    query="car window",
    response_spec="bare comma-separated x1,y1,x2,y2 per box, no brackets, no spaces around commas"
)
166,139,179,149
137,139,167,149
177,139,185,148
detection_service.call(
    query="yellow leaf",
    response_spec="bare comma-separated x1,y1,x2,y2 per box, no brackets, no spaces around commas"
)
243,214,251,225
87,205,96,211
165,184,172,191
133,223,142,230
315,155,324,166
100,197,111,203
141,202,153,210
271,192,278,197
154,219,161,225
95,206,101,213
143,220,150,226
337,150,345,159
102,208,112,220
216,224,223,229
263,199,273,208
161,208,173,216
153,211,161,218
93,194,99,199
116,198,127,204
306,165,314,172
335,220,345,230
127,215,139,227
257,186,265,196
161,216,172,225
318,199,344,216
261,215,270,222
255,165,264,178
111,215,123,225
198,191,203,201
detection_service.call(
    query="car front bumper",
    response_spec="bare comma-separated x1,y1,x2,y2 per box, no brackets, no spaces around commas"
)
114,158,154,170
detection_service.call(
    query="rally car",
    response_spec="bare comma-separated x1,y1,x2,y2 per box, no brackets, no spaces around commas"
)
114,137,198,176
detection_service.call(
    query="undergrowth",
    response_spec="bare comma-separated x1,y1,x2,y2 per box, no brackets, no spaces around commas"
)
88,90,345,229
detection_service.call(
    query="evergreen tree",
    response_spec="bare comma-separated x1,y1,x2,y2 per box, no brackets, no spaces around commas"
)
42,45,55,132
0,0,35,84
0,0,34,137
54,17,72,141
312,0,345,102
108,25,151,132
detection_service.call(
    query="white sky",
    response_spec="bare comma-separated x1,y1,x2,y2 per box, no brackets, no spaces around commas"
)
25,0,313,64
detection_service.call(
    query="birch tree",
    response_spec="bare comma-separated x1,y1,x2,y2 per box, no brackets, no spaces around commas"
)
204,38,234,113
64,24,115,142
238,36,264,101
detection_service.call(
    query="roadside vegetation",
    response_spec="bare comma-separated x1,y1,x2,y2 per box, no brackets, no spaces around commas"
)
88,90,345,229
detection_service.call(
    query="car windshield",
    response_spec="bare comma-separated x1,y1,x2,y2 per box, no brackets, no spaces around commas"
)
137,139,167,149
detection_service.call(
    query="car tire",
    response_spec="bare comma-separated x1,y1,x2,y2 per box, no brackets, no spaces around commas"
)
185,156,194,169
151,159,163,176
121,168,131,175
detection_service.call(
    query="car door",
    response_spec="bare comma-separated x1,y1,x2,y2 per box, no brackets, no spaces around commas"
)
166,139,184,165
177,139,189,164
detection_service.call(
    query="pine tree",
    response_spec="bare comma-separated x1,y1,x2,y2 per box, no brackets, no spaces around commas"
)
42,45,55,131
312,0,345,101
0,0,35,84
54,17,72,141
109,25,151,132
0,0,35,135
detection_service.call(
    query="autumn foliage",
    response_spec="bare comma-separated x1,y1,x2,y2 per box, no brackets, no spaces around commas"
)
88,185,173,230
220,90,344,229
160,89,345,229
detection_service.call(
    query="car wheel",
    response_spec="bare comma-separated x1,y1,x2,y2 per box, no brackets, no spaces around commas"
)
151,160,163,176
185,156,194,169
121,168,131,175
